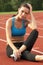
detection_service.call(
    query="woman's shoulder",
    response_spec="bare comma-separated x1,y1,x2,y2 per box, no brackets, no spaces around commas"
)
7,17,15,22
6,17,15,23
6,17,16,27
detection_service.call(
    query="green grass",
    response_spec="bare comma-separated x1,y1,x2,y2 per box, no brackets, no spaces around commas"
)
33,10,43,12
0,12,17,14
0,11,43,14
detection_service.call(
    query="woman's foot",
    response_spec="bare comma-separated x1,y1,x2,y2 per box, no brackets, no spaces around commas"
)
35,55,43,61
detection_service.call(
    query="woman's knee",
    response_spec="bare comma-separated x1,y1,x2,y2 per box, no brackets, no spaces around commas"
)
32,29,38,37
29,29,39,43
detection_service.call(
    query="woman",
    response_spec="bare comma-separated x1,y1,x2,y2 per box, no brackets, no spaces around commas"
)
6,3,43,61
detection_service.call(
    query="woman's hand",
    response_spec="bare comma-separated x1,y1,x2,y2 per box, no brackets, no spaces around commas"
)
26,3,33,21
13,49,21,60
27,3,32,14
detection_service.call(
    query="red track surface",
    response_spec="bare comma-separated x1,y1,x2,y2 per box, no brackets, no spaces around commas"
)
0,12,43,65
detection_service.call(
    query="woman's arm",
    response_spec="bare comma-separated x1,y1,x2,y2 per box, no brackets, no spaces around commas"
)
6,18,18,51
28,12,37,29
27,4,37,30
6,18,21,59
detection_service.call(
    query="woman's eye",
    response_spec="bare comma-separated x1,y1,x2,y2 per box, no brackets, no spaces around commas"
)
25,12,28,14
22,10,24,13
21,10,28,14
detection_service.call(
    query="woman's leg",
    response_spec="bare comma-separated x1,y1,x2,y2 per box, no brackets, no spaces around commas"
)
21,29,43,62
21,50,36,61
23,29,38,51
21,50,43,62
6,45,13,57
35,55,43,61
6,42,23,58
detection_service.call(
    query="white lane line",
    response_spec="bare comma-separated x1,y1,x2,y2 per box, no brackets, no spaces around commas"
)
0,39,7,42
32,48,43,54
0,38,43,54
0,26,43,38
0,27,5,30
0,27,43,38
39,35,43,38
0,26,43,31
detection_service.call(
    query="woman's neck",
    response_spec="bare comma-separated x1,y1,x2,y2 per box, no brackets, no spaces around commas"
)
15,15,22,21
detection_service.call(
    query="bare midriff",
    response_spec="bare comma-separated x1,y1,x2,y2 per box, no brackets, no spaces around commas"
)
11,36,24,43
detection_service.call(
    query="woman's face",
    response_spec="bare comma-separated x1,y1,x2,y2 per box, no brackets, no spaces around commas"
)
18,6,30,19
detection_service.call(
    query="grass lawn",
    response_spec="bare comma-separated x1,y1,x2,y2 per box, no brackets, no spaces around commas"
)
0,12,17,14
0,11,43,14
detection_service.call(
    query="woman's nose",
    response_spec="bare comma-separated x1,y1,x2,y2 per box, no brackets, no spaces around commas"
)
22,12,25,16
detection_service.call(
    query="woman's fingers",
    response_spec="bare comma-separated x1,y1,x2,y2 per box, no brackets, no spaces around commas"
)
27,3,32,13
13,50,21,59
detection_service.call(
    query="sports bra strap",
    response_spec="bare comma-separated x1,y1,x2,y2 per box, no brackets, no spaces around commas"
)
12,18,25,27
22,19,25,27
12,17,15,26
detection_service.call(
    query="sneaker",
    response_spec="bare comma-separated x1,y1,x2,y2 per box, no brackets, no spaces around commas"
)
10,53,17,61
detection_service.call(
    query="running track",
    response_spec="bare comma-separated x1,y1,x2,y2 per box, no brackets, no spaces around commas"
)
0,12,43,65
